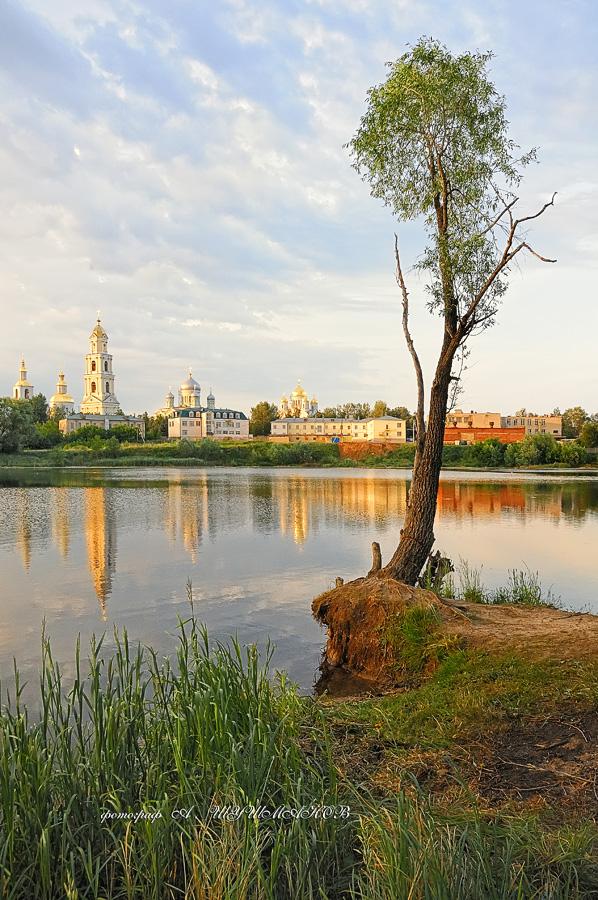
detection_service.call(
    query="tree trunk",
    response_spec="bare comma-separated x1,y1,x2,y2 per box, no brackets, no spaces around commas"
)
382,361,452,584
368,541,382,576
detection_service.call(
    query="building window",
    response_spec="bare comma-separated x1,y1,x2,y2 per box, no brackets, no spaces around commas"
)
105,382,109,392
91,381,96,393
91,361,96,371
104,362,108,371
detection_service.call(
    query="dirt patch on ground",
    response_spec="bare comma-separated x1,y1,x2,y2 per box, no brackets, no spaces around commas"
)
475,708,598,814
338,442,405,461
442,600,598,661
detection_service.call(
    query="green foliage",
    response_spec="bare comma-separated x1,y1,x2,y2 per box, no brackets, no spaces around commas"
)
28,392,49,424
0,398,37,452
63,424,105,444
249,400,278,436
371,400,389,418
355,793,598,900
348,37,532,324
562,406,588,438
382,606,462,674
1,616,597,897
143,412,168,441
0,619,351,898
560,441,588,466
33,419,63,449
451,560,561,608
579,421,598,448
321,403,373,420
361,444,417,468
504,433,585,467
107,424,140,442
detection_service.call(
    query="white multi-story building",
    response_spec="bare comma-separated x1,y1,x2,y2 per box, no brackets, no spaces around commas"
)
162,376,249,441
59,316,144,437
500,414,562,437
81,317,120,415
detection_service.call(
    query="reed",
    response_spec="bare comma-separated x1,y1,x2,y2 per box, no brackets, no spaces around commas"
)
0,615,594,898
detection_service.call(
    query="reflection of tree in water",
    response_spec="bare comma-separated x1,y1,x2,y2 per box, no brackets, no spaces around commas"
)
250,480,277,535
558,482,598,521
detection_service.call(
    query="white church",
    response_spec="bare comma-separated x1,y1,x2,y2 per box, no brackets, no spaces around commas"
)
157,371,249,441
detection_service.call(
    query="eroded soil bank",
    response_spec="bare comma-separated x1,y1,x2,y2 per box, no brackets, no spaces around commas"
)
312,574,598,684
313,574,598,821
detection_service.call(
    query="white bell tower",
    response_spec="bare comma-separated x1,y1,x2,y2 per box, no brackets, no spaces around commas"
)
81,316,120,415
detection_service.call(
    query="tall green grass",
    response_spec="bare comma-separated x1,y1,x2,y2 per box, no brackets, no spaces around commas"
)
0,617,352,899
353,795,598,899
0,615,595,898
454,559,561,608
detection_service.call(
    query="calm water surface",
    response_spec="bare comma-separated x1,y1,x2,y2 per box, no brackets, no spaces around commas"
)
1,466,597,696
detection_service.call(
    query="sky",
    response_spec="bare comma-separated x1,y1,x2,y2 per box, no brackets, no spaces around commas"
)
0,0,596,418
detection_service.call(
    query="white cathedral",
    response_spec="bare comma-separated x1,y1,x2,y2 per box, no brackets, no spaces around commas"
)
278,381,318,418
59,317,144,436
156,371,249,441
13,317,144,438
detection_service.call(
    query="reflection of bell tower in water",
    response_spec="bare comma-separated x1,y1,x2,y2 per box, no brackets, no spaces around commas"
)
84,488,116,620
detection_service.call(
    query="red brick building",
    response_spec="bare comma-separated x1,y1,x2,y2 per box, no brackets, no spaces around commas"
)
443,425,526,444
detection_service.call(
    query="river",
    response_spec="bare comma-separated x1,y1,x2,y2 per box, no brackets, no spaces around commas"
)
1,466,597,697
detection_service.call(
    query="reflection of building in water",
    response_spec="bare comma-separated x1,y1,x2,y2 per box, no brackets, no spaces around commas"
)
16,489,33,569
85,488,117,620
436,481,563,521
50,489,71,558
164,480,210,562
276,476,409,544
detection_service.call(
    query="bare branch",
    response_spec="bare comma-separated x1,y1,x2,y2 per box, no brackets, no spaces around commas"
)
513,193,557,228
457,196,556,342
395,234,425,473
517,242,557,263
479,196,519,237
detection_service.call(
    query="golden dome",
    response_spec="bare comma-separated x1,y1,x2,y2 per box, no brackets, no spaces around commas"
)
50,391,74,404
292,380,307,398
91,317,107,339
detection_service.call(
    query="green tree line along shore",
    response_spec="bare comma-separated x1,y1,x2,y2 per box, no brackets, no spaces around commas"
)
1,395,597,469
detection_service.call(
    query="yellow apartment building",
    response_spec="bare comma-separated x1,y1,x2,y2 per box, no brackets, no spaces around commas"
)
270,416,406,442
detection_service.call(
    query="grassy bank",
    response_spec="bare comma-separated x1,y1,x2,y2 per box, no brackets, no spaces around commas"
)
0,439,352,469
1,432,596,470
2,611,598,898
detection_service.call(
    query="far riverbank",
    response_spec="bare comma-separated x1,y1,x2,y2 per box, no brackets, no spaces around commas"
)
1,436,596,471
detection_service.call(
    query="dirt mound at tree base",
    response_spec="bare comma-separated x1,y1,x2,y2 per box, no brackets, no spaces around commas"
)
312,575,598,685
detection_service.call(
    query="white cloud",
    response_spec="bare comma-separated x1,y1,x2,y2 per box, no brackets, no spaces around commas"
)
0,0,596,415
